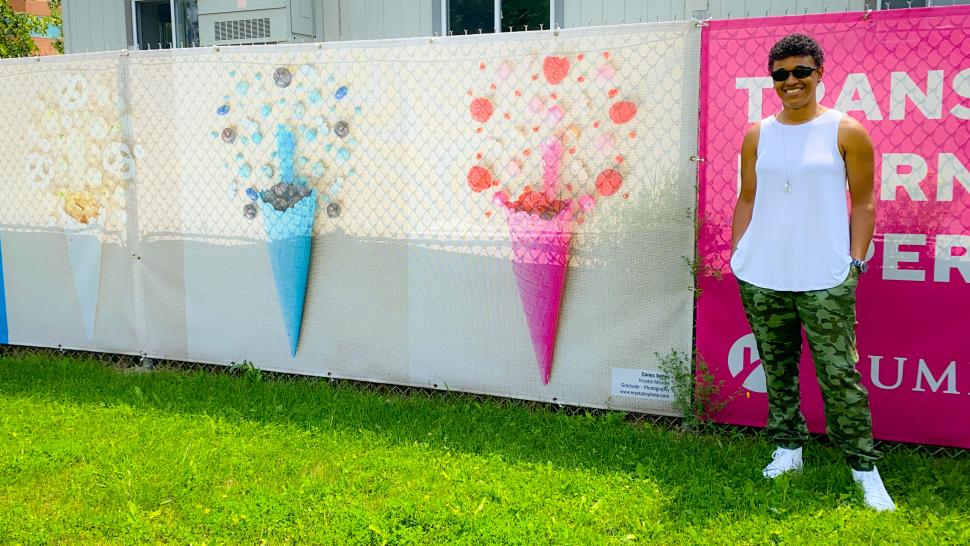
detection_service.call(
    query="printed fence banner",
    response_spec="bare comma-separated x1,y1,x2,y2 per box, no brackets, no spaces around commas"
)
0,23,700,415
697,7,970,447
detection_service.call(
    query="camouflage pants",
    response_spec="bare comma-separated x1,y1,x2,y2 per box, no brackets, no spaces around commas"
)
738,270,878,471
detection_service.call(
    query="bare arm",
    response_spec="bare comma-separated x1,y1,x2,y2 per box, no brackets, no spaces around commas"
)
840,117,876,261
731,123,760,256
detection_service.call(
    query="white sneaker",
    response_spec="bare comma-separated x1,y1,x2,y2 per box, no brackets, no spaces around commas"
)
762,447,803,479
852,467,896,512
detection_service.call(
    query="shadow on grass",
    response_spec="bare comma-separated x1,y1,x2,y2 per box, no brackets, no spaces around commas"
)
1,353,968,526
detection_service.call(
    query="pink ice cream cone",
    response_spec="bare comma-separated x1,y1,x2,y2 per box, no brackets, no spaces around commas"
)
507,208,572,384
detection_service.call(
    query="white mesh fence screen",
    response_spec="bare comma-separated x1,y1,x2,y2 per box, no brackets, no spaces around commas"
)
0,22,700,415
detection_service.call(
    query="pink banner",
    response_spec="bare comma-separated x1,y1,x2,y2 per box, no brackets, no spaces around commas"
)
697,7,970,448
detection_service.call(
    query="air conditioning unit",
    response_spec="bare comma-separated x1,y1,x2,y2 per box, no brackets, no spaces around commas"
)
198,0,315,46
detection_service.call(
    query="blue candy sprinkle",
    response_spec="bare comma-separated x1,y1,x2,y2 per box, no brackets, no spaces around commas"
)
335,86,348,100
246,187,259,201
311,161,325,177
217,104,230,115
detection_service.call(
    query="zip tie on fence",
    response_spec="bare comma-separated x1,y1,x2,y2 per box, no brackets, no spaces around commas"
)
863,9,873,20
689,155,706,163
691,10,712,27
553,23,560,37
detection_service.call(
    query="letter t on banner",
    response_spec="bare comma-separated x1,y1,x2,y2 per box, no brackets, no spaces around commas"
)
735,77,773,122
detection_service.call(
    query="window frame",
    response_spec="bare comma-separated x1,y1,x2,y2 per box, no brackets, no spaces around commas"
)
440,0,559,36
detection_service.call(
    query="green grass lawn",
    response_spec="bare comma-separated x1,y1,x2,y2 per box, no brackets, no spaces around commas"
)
1,354,968,544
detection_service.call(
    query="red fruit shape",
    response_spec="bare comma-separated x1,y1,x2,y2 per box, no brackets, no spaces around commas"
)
470,97,494,123
543,56,570,85
609,101,637,125
467,166,493,192
596,169,623,196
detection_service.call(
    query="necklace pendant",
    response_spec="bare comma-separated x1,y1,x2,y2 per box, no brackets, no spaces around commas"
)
784,180,792,193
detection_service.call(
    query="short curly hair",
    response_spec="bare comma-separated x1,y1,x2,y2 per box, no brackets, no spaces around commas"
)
767,34,824,72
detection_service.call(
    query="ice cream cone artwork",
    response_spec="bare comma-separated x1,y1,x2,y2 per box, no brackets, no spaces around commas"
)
65,223,103,341
25,72,135,343
217,64,359,357
466,51,638,384
508,207,572,384
258,125,318,357
62,193,106,341
261,188,317,357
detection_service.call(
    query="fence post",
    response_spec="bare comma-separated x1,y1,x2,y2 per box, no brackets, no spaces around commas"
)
116,49,147,360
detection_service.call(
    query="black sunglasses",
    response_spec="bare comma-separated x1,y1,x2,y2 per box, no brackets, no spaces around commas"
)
770,66,818,82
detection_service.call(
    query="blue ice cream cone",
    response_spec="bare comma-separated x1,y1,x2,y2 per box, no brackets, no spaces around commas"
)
260,189,317,357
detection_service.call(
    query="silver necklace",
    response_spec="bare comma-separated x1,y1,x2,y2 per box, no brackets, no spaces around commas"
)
778,114,817,193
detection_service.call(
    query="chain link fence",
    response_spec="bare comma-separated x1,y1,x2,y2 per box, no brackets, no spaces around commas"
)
0,23,699,423
1,12,967,457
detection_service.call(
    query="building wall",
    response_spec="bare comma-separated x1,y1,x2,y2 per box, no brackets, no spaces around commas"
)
561,0,873,26
11,0,49,16
336,0,434,40
58,0,970,52
62,0,131,53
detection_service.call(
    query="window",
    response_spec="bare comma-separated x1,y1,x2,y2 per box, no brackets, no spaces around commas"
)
446,0,552,35
449,0,495,34
500,0,549,33
174,0,199,47
132,0,198,49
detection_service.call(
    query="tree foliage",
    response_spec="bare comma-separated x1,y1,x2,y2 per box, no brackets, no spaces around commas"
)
0,0,62,58
48,0,63,53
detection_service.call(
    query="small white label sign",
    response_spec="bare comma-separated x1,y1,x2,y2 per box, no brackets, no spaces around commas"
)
611,368,674,401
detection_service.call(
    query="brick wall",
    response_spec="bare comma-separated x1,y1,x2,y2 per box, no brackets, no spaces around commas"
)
10,0,51,17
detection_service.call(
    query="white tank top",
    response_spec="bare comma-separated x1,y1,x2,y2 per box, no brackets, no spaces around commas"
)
730,109,852,291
